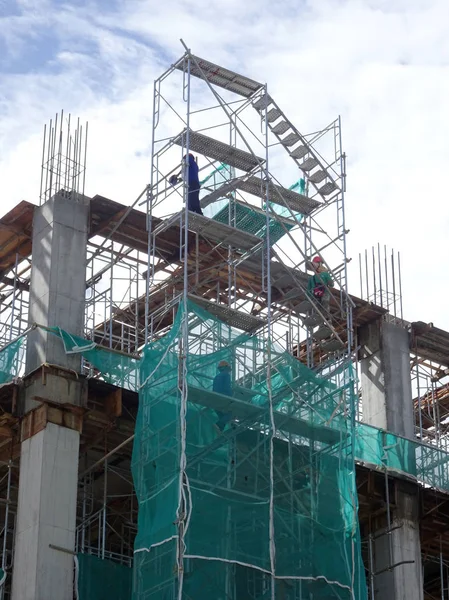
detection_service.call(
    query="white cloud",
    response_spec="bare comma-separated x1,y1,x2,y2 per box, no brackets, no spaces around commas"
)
1,0,449,331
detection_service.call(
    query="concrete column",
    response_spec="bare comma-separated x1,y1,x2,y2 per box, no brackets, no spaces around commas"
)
12,193,89,600
372,482,423,600
12,424,80,600
360,319,414,438
360,318,423,600
26,192,89,375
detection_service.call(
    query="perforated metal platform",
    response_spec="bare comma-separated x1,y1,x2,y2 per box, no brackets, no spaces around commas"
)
186,212,262,251
321,338,343,353
314,325,332,341
296,299,312,313
175,55,263,98
189,295,266,332
174,130,264,173
302,315,323,328
236,176,320,216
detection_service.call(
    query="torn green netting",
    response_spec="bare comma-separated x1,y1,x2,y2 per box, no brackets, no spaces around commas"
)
131,299,367,600
75,554,131,600
0,336,24,384
49,327,139,392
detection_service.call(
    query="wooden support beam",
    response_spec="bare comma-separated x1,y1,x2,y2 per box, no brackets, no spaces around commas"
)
104,388,122,417
21,399,84,441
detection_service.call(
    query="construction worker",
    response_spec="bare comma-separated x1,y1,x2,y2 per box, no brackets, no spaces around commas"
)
169,153,203,215
307,256,333,315
213,360,232,431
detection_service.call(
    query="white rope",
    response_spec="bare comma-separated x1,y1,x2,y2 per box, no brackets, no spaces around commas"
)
138,340,174,390
176,310,189,600
268,343,276,600
183,554,354,593
134,536,178,554
73,555,79,600
57,327,96,354
139,475,177,504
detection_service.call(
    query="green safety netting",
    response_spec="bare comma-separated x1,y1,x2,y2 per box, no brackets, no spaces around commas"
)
52,328,139,392
201,163,303,246
265,178,305,222
8,312,449,598
355,422,449,491
75,554,132,600
0,336,24,384
213,201,294,247
131,299,367,599
200,163,232,187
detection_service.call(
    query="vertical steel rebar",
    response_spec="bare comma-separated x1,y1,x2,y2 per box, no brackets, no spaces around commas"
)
391,250,397,319
39,123,47,204
372,246,377,306
365,249,370,302
359,253,363,299
378,243,383,309
398,251,404,320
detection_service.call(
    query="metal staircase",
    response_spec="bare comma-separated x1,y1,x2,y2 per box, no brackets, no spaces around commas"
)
168,52,351,361
175,55,341,204
252,95,340,203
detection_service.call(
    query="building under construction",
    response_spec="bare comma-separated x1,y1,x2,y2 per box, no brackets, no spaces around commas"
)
0,49,448,600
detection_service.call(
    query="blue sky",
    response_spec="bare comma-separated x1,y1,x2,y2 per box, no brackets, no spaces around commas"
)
1,0,449,327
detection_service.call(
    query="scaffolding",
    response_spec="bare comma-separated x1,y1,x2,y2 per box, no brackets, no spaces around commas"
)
132,299,365,599
0,45,449,600
124,44,366,599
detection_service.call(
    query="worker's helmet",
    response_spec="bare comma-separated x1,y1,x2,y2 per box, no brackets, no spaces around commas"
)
312,256,324,264
218,360,231,369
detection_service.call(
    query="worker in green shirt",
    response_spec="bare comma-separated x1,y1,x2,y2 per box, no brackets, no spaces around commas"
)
307,256,334,316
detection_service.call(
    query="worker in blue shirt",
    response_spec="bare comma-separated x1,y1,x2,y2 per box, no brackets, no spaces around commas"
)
213,360,233,431
169,153,203,215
